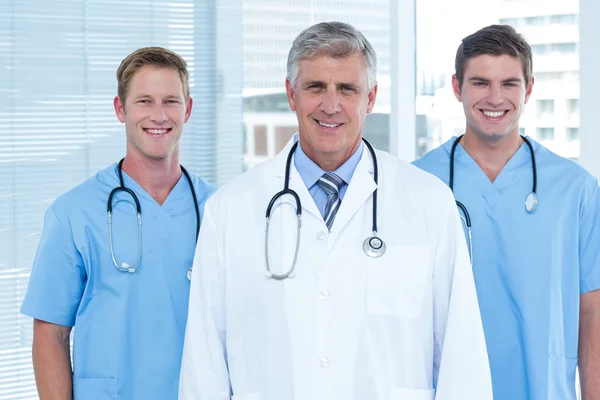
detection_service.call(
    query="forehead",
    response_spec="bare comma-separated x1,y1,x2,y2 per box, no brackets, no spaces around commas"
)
128,66,184,94
464,54,526,80
296,53,368,83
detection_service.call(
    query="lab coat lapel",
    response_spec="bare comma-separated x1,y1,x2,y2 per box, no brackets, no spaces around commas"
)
269,135,322,221
329,148,376,238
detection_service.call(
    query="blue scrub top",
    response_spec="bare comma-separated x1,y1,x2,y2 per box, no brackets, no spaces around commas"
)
413,137,600,400
21,163,216,400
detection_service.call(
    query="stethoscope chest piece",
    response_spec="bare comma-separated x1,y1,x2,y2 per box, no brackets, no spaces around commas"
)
525,192,537,213
363,235,386,258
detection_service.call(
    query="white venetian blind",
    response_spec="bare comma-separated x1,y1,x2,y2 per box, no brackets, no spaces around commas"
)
0,1,243,398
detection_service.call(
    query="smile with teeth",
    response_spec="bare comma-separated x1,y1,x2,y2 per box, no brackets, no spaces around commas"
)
482,110,507,118
316,119,342,128
144,128,171,135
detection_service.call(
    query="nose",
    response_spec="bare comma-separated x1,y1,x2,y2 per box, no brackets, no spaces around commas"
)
486,84,504,107
320,88,341,115
150,104,168,123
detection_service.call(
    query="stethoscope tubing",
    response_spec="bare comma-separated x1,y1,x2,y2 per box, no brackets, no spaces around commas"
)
107,158,199,273
264,137,384,280
449,134,538,261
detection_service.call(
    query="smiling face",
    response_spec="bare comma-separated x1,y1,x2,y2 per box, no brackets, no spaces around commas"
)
114,66,192,162
286,53,377,170
453,54,534,143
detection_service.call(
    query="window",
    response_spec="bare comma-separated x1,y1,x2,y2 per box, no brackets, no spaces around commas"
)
527,16,548,26
567,99,579,119
537,127,555,141
550,14,578,25
0,1,243,397
566,128,579,141
500,18,523,27
537,99,555,120
553,42,578,54
254,126,268,156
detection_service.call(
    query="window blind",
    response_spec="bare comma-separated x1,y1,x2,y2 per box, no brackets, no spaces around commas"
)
0,1,242,398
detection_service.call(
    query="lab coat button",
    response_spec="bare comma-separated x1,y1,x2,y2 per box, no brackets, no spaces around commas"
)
318,357,329,368
318,290,329,300
316,231,327,240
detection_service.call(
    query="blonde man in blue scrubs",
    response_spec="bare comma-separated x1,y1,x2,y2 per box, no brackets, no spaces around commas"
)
413,25,600,399
20,47,216,400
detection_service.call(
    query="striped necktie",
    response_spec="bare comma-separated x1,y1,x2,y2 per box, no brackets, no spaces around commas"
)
317,172,344,230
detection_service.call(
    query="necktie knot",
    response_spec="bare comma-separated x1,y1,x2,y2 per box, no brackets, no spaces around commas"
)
317,172,344,196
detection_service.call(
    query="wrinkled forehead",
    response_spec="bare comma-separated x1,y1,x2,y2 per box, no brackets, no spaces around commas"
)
296,53,368,83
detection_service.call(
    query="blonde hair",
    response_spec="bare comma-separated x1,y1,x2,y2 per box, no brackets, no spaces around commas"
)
116,47,190,103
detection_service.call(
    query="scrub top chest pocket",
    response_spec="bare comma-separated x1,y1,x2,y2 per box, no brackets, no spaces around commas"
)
365,245,432,319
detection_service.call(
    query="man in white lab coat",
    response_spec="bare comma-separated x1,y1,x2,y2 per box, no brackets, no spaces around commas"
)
179,21,492,400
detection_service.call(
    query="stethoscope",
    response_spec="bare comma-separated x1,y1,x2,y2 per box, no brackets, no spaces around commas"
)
264,138,386,281
449,134,538,261
107,158,200,279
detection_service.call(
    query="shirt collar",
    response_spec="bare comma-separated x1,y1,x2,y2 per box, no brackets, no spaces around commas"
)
294,140,365,189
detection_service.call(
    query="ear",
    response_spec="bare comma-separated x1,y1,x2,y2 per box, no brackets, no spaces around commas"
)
285,78,296,111
451,74,463,102
366,83,378,114
184,97,193,123
114,96,126,123
524,76,534,104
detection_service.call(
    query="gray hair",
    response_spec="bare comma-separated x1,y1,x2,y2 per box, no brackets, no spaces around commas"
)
286,21,377,89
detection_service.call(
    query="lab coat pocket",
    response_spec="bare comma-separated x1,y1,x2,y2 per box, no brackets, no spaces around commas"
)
389,387,434,400
73,377,118,400
366,245,431,318
232,393,262,400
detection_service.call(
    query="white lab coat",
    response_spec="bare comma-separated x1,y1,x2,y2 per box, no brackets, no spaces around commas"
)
180,136,492,400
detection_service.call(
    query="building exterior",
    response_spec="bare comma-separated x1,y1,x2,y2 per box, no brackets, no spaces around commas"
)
499,0,580,159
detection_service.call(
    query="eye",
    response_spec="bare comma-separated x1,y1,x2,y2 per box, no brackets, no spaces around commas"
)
340,86,357,94
307,84,325,92
473,81,487,87
138,99,151,104
165,99,180,104
504,82,518,87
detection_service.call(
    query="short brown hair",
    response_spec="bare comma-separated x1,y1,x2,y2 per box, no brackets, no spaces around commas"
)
455,25,533,89
116,47,190,103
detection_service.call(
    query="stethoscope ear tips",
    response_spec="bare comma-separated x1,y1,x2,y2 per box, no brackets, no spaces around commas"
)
525,192,537,213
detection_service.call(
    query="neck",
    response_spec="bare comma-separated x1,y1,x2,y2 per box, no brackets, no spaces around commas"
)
121,153,182,205
460,130,523,183
300,135,362,172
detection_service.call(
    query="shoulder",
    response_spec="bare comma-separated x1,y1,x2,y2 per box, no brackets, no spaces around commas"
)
379,149,451,191
50,164,117,219
536,142,598,193
204,159,273,211
377,149,455,210
411,141,453,183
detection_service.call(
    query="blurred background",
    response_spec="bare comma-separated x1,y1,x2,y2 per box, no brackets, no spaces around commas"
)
1,0,597,398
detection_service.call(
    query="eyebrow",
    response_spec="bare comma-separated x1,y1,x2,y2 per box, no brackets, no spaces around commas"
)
468,77,522,84
302,80,359,91
133,94,183,100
